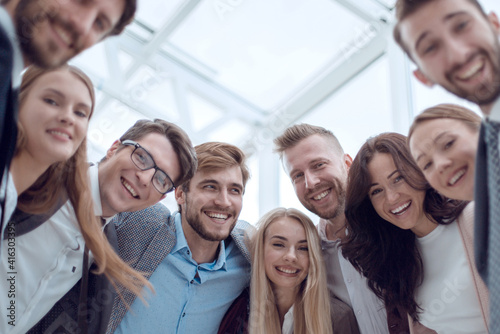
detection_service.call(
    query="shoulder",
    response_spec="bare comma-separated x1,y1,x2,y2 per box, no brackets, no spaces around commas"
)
230,220,254,263
329,293,361,334
114,202,171,229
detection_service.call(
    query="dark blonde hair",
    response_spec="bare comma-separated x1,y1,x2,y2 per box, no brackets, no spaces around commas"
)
249,207,332,334
182,142,250,190
17,65,151,300
274,123,344,160
408,103,482,141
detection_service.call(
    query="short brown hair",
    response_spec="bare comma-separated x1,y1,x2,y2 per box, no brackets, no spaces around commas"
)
393,0,486,58
182,142,250,191
109,0,137,36
408,103,482,141
118,119,197,187
273,123,344,159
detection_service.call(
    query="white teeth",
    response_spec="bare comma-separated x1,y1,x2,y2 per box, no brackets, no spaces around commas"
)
391,201,411,215
48,130,70,139
457,59,484,80
207,212,228,220
449,169,466,185
54,25,72,45
277,267,298,274
313,190,329,200
121,179,138,197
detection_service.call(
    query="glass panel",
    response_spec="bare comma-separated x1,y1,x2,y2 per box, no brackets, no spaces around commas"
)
207,119,252,145
88,99,147,150
167,0,366,110
135,0,187,31
187,91,224,132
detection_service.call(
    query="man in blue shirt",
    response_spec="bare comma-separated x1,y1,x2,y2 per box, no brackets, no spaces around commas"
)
109,142,252,334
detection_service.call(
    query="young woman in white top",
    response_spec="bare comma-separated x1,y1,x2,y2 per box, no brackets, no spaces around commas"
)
1,65,149,306
342,133,488,334
408,103,481,201
249,207,334,334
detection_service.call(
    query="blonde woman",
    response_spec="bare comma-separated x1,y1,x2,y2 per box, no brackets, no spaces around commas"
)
248,207,358,334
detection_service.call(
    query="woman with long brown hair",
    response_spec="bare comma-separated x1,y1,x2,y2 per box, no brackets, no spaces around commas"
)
342,132,488,333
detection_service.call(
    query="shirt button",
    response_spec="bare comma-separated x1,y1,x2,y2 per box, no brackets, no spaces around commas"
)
182,313,186,317
187,250,190,255
198,266,201,270
190,280,194,284
357,310,362,315
347,278,352,283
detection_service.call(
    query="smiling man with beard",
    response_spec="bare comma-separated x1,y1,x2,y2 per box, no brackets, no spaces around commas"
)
0,0,135,190
393,0,500,331
274,124,405,334
109,142,252,334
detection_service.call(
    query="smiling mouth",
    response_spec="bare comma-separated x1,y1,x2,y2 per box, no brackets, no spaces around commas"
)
312,189,330,201
121,178,138,198
455,57,485,81
205,211,230,221
47,130,71,139
276,266,299,274
391,200,411,215
448,168,466,186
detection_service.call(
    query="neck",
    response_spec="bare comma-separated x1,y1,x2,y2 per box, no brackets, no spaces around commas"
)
323,214,347,241
411,215,438,238
10,152,50,194
480,102,494,116
273,285,298,327
181,216,221,264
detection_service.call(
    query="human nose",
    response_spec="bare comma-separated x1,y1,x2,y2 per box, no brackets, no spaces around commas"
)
136,168,155,187
65,5,96,40
304,170,320,189
435,154,452,174
385,187,400,204
59,107,75,125
444,37,470,68
214,190,231,208
283,247,297,262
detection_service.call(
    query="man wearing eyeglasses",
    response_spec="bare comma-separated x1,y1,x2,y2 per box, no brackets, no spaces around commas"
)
108,141,251,334
6,119,197,334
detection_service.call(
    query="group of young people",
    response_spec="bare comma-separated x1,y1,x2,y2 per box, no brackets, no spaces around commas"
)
0,0,498,333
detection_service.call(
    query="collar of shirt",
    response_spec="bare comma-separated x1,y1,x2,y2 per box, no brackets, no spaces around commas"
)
0,6,24,88
171,212,227,272
318,219,340,249
488,97,500,123
89,163,114,227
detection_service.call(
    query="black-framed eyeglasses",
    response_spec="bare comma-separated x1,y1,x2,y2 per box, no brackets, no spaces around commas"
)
121,140,175,194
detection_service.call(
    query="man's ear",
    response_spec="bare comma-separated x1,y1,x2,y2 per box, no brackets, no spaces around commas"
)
344,154,353,171
175,187,186,205
488,12,500,35
105,140,121,159
413,69,434,87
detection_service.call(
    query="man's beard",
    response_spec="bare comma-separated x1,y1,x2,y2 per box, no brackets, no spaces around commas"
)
444,42,500,107
14,0,79,68
302,179,346,220
184,194,237,242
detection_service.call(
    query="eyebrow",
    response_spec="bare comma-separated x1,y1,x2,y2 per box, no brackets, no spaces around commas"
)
369,169,398,188
414,11,469,52
415,131,450,162
44,88,91,111
200,179,244,192
270,235,307,243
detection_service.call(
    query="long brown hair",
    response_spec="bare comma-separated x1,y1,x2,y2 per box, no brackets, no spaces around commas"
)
342,132,467,320
17,65,151,300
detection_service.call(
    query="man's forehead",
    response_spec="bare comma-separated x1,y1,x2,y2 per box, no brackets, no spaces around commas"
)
195,166,243,183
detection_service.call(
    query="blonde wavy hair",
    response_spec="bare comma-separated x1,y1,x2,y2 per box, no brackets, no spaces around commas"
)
16,65,151,300
249,207,332,334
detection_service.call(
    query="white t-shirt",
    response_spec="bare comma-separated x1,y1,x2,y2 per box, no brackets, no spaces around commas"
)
416,223,487,334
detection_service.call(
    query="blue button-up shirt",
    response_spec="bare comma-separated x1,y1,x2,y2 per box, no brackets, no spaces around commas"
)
116,213,251,334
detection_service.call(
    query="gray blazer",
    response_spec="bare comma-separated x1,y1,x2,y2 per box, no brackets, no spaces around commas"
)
106,203,252,333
